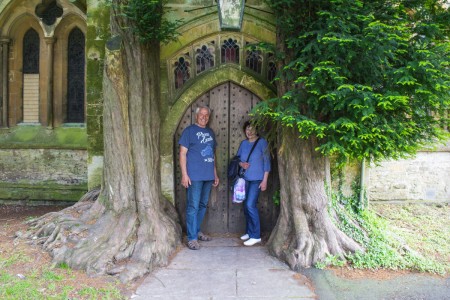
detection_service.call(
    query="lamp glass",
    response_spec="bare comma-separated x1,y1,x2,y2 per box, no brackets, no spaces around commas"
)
218,0,245,30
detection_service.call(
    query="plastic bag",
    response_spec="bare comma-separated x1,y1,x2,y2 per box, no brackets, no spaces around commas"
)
233,178,246,203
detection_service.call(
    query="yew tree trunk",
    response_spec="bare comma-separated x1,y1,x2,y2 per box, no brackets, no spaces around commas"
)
21,4,181,282
267,127,362,269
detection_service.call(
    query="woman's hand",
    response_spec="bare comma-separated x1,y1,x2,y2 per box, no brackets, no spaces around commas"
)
239,162,250,169
260,172,269,191
259,180,267,191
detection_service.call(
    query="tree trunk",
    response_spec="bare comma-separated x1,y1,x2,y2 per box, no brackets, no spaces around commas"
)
267,127,362,270
21,4,181,282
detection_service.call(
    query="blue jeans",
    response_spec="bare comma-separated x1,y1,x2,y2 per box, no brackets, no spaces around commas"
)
244,180,262,239
186,180,213,241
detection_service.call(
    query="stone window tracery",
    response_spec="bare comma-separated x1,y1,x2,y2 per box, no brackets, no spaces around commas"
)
35,0,63,26
174,56,190,89
221,38,239,64
195,44,215,74
245,47,262,74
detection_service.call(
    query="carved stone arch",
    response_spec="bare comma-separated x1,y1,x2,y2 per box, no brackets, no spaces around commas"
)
160,66,278,234
160,65,276,203
4,14,44,125
161,14,275,60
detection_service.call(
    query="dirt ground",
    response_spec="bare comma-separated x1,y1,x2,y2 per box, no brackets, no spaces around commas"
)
0,205,139,298
0,203,448,297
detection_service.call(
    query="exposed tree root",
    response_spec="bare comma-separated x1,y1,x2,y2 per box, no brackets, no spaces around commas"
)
17,188,181,282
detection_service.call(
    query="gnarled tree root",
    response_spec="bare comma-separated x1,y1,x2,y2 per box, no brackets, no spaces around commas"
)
17,188,182,282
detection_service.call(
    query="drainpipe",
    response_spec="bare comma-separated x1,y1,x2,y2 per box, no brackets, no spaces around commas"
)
360,157,367,209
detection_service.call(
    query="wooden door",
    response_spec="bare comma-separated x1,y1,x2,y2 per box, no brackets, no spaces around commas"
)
174,82,279,234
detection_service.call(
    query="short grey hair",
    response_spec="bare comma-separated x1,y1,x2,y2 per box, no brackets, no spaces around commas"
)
195,105,211,115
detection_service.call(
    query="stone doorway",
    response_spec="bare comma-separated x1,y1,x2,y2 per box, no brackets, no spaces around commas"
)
174,81,279,234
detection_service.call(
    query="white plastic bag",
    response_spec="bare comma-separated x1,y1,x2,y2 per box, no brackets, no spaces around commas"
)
233,177,246,203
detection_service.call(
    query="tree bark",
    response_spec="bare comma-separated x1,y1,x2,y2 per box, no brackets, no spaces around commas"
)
267,127,362,269
21,3,181,282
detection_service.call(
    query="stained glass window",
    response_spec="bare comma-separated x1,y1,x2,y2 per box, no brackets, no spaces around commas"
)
196,45,215,74
23,29,40,74
67,28,85,123
245,49,262,74
221,38,239,64
174,57,190,89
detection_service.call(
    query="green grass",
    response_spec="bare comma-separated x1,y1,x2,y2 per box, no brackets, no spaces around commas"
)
372,203,450,273
0,262,124,300
0,251,31,268
329,202,449,275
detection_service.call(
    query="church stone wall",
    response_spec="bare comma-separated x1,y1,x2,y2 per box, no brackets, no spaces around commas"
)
0,148,87,203
368,147,450,203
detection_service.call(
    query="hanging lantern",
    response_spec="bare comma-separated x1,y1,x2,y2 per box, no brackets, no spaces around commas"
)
218,0,245,31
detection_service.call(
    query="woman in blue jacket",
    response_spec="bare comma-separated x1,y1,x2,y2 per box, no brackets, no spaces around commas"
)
236,121,271,246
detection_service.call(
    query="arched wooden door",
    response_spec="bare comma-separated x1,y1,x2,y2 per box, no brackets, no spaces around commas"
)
174,82,279,234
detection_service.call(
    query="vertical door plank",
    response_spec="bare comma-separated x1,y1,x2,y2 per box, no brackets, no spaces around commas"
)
202,82,229,233
228,82,254,233
174,106,194,231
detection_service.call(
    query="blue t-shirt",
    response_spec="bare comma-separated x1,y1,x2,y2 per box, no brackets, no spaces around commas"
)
236,138,271,181
179,124,216,181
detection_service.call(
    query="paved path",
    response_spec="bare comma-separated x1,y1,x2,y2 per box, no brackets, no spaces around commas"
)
132,237,450,300
133,237,316,299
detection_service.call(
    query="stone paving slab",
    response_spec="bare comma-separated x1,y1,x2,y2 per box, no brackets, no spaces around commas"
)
133,237,315,299
237,269,315,298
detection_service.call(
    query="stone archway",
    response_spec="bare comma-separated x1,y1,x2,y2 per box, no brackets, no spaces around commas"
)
173,81,279,234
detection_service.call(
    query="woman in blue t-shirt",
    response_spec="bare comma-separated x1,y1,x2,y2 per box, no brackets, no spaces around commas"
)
236,121,271,246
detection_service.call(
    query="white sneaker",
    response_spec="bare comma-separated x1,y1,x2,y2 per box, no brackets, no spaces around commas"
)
244,238,261,246
240,234,249,240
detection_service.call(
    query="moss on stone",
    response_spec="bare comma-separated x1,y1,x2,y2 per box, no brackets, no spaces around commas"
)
86,3,110,159
0,126,87,149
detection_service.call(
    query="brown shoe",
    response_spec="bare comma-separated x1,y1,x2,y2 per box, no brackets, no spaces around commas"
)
187,240,200,250
198,232,212,241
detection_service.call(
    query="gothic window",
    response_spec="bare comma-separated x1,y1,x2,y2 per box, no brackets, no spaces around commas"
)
268,53,277,83
174,56,190,89
23,29,40,74
196,45,215,74
245,48,262,74
67,28,85,123
221,38,239,64
22,29,40,123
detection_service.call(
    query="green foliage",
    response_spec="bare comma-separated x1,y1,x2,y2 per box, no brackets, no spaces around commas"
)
121,0,181,44
315,254,346,269
329,193,446,275
257,0,450,163
272,189,280,206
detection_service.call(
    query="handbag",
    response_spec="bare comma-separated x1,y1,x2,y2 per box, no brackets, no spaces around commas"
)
232,177,246,203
